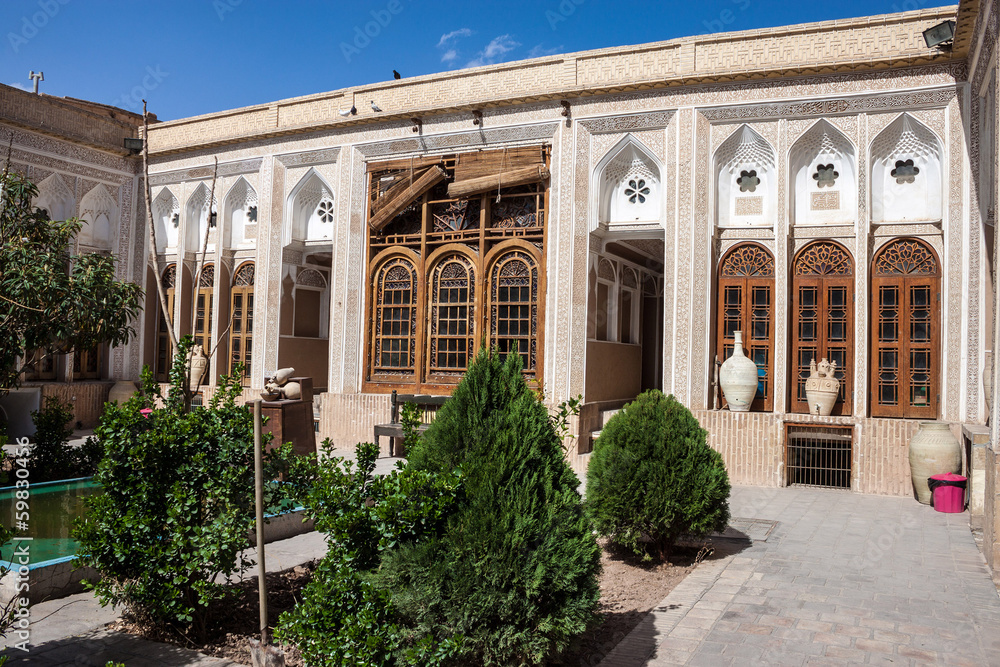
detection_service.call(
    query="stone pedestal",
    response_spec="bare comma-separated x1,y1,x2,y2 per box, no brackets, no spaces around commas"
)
964,424,990,519
254,377,315,457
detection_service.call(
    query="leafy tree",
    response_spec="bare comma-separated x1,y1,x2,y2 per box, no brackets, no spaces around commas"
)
74,338,292,636
0,168,142,392
587,390,731,560
380,348,602,666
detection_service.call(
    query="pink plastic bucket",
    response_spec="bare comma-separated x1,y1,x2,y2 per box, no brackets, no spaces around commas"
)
928,473,966,513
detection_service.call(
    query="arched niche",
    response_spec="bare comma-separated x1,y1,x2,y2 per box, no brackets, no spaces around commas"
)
715,125,776,229
223,177,258,248
594,135,663,230
870,114,943,223
34,173,74,222
152,187,180,252
286,169,335,245
78,184,117,252
184,183,217,252
789,120,857,226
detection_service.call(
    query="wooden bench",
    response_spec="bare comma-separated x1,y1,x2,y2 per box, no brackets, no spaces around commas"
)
373,390,449,457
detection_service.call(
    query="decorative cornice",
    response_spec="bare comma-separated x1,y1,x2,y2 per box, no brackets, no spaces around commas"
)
149,157,264,186
275,147,341,167
356,123,558,158
579,111,676,133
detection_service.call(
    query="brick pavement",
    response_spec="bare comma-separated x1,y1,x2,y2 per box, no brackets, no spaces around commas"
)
600,485,1000,666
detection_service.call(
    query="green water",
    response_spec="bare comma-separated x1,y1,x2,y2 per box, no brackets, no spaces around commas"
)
0,479,101,564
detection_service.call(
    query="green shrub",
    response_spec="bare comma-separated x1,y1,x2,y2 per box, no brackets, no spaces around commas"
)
27,397,76,482
587,390,731,560
73,337,292,635
380,348,601,666
276,441,463,665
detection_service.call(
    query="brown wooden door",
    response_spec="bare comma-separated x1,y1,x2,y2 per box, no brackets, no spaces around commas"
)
717,243,775,411
791,242,854,415
870,239,940,419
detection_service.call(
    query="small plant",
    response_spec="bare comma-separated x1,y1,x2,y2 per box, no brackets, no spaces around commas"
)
74,337,293,636
587,390,731,560
26,397,76,482
399,401,422,456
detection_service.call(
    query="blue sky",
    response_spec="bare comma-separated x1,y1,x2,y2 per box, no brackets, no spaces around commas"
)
2,0,953,121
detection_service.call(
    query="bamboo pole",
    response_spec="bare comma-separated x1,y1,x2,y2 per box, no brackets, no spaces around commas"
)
446,165,549,199
368,164,447,231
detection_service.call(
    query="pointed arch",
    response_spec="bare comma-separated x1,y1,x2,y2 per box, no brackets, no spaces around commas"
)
78,184,117,251
286,168,335,245
184,183,217,250
789,119,857,226
715,124,777,228
593,134,663,230
229,262,255,384
223,177,258,248
34,173,75,222
870,113,944,223
152,187,180,252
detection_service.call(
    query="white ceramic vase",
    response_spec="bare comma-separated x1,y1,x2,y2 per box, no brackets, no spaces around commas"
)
804,358,840,416
909,421,961,504
720,331,758,412
187,345,208,392
108,380,138,404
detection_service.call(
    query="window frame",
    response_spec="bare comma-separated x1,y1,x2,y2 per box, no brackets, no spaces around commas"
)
154,264,177,382
229,262,255,386
193,264,215,356
716,242,775,412
790,240,855,416
869,238,940,419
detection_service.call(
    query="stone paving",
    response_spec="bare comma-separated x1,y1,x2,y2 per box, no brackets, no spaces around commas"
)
600,485,1000,666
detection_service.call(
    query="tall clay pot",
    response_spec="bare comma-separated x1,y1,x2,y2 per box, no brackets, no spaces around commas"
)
909,422,961,504
108,380,138,404
187,345,208,393
719,331,759,412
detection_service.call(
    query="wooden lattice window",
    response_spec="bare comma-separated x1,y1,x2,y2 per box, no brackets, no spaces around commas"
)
73,346,103,380
427,254,475,382
364,146,548,393
489,249,540,374
370,256,418,382
871,239,940,418
193,265,215,355
791,241,854,415
717,243,775,411
155,264,177,382
22,348,56,381
229,263,254,385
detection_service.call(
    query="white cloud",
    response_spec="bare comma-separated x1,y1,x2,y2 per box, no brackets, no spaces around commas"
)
527,43,561,59
441,49,458,63
466,34,521,68
7,82,29,91
437,28,472,48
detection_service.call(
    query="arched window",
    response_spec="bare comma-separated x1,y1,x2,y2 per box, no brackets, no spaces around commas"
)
427,254,475,382
871,239,940,418
717,243,775,411
194,265,214,355
370,256,418,381
791,241,854,415
488,249,540,375
230,263,255,385
155,265,177,381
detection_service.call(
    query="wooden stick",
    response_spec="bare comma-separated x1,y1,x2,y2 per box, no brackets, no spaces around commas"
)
369,164,448,231
142,101,177,350
253,399,268,645
447,165,549,199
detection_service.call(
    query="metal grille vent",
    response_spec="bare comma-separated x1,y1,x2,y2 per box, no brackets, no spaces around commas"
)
785,424,853,489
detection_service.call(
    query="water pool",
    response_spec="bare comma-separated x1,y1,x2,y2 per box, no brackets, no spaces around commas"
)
0,478,100,564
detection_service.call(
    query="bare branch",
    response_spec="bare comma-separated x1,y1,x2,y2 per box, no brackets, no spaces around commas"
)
190,157,218,335
142,100,177,350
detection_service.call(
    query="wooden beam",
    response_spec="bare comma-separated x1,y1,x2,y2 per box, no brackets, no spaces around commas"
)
447,165,549,199
369,164,448,231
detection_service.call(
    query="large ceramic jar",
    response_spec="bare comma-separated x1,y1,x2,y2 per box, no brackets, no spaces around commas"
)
719,331,759,412
108,380,137,404
187,345,208,392
909,422,961,504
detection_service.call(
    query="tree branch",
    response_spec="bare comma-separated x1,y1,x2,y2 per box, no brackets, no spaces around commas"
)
142,100,177,350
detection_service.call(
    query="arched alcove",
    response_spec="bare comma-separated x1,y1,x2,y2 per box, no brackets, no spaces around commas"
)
870,114,943,223
78,184,117,251
594,135,663,229
286,169,335,245
34,173,74,222
185,184,217,251
715,125,776,228
152,188,180,252
223,178,258,248
789,120,857,226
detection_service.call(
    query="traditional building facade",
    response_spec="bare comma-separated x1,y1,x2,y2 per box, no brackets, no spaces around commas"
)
4,1,1000,543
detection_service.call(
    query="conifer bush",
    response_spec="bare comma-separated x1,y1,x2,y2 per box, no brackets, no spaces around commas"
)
587,390,730,560
381,348,602,665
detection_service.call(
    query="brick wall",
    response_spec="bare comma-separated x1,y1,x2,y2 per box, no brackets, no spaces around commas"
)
39,382,112,429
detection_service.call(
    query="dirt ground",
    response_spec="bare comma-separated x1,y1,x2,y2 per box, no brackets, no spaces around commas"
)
116,540,710,666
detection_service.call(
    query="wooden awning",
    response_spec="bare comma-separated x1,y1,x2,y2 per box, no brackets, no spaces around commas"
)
369,164,448,231
447,164,549,199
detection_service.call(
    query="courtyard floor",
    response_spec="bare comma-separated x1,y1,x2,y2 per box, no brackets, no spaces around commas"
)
3,484,999,665
599,485,1000,666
